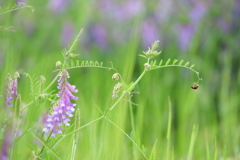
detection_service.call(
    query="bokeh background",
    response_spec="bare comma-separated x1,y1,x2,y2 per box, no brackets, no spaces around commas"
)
1,0,240,159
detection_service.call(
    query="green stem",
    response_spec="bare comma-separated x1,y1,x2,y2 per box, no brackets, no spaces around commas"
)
20,71,61,112
104,117,148,160
150,65,200,83
41,71,62,93
109,69,147,111
65,115,103,137
51,116,104,148
37,131,53,159
0,4,35,16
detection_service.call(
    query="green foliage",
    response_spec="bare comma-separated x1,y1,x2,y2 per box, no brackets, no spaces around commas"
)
1,0,239,159
140,40,162,60
150,59,194,69
0,2,35,15
130,131,148,156
23,73,52,107
67,29,84,54
64,60,105,70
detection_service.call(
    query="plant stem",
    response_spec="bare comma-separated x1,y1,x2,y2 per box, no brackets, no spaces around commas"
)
109,69,147,111
20,71,61,112
37,131,53,159
51,115,104,149
104,117,148,160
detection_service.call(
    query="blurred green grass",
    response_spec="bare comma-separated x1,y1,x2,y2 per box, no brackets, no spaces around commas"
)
1,0,240,159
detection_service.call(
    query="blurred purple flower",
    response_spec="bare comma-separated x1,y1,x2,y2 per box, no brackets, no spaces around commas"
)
15,0,26,3
0,127,13,160
98,0,122,21
142,19,160,48
47,0,70,13
87,24,108,49
156,0,174,23
43,70,78,137
177,1,208,51
5,73,19,107
217,18,230,33
98,0,143,22
122,0,144,21
232,0,240,32
178,24,194,51
189,1,208,25
61,22,74,47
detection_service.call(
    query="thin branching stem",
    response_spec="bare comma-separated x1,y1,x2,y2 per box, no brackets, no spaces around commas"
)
0,3,35,16
20,71,62,112
37,131,53,158
109,69,147,111
150,65,201,83
51,115,104,148
104,117,148,160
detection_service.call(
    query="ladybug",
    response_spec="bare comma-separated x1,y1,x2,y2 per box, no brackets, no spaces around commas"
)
191,84,199,89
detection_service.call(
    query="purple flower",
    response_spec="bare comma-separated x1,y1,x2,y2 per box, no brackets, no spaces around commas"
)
47,0,70,13
61,22,75,48
85,23,108,49
178,24,194,51
5,72,19,107
43,70,78,137
142,19,160,48
189,1,208,25
0,126,13,160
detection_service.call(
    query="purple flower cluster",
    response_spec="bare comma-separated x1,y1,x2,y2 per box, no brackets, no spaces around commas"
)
43,70,78,137
5,72,19,107
0,126,13,160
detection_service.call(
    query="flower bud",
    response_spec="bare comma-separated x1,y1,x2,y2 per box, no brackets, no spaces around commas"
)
14,72,20,78
112,82,123,99
56,61,62,68
112,73,120,81
144,63,151,70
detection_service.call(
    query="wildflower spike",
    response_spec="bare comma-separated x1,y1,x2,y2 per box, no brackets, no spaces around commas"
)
43,70,78,137
4,72,19,107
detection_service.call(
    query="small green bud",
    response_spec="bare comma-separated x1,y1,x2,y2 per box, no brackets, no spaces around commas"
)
14,72,20,78
56,61,62,68
112,73,120,81
144,63,151,70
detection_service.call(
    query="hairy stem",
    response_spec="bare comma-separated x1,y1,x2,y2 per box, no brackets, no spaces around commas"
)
109,69,147,111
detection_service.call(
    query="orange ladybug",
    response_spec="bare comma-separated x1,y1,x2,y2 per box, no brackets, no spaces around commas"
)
191,84,199,89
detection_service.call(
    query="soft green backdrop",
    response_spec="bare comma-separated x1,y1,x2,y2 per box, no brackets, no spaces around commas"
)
0,0,240,159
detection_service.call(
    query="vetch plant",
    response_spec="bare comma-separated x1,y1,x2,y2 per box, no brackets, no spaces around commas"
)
0,3,203,159
0,33,201,160
4,72,19,108
43,69,78,137
0,3,35,32
1,32,201,160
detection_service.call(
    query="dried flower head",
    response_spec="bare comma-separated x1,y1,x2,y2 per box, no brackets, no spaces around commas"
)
112,73,120,81
5,72,19,107
112,82,123,99
56,61,62,68
144,63,151,70
43,70,78,137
